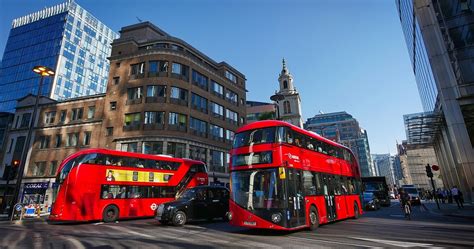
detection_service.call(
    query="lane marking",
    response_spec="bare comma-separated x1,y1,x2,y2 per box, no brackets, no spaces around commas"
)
351,237,433,248
105,225,154,239
63,236,86,249
288,236,374,248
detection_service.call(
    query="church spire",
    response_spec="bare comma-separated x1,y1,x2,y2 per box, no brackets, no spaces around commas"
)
281,58,289,75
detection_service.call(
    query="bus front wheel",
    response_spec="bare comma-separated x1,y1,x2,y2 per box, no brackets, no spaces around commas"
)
308,206,319,231
103,205,119,223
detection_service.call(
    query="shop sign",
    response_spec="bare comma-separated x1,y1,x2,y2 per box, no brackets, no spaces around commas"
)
24,182,49,189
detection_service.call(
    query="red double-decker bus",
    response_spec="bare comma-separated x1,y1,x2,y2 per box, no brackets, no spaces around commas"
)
228,121,362,231
49,149,208,222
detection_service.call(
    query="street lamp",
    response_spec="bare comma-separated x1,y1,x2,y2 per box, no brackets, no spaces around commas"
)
270,92,285,120
9,66,55,219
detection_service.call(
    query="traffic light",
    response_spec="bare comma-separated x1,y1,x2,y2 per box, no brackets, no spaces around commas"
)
426,164,434,178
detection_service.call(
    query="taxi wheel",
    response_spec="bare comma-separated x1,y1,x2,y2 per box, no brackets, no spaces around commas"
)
172,211,187,226
103,205,119,223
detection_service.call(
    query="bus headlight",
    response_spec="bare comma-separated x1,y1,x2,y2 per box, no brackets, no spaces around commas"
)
227,211,233,221
271,213,282,223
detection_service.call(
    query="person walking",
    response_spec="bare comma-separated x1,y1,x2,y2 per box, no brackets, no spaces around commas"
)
451,186,463,209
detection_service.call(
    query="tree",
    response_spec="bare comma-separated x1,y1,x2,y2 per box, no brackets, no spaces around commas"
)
258,111,276,121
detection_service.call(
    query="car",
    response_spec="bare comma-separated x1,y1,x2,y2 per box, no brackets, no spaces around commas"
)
156,185,229,226
402,187,421,205
362,192,381,211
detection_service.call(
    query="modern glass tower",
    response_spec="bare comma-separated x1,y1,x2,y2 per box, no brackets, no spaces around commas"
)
0,1,118,113
304,111,375,177
397,0,474,202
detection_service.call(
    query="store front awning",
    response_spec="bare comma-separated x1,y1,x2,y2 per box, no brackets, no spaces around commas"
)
404,112,443,145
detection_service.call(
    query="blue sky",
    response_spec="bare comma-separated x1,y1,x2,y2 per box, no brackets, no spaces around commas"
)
0,0,423,154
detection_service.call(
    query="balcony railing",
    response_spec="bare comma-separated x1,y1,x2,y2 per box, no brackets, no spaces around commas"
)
126,98,143,105
145,96,166,103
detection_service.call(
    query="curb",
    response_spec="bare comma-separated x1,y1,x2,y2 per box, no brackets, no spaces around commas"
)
423,204,474,220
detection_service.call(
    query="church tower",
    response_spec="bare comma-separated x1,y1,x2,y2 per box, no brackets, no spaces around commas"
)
275,59,303,128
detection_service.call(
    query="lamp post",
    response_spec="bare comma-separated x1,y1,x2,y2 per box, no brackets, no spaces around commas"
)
270,93,285,120
9,66,55,219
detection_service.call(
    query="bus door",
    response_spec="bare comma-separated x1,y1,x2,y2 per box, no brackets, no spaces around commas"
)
287,169,305,227
322,174,337,222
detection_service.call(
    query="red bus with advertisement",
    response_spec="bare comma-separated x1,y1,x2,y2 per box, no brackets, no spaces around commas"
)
228,120,362,231
49,149,208,222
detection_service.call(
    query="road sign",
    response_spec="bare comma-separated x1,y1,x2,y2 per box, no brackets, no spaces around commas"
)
14,203,23,212
150,203,157,210
431,165,440,171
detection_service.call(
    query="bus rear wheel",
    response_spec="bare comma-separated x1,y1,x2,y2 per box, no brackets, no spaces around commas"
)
103,205,119,223
309,206,319,231
353,203,360,219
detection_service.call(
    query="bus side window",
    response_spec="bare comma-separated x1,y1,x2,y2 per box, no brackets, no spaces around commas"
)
341,177,348,194
303,171,315,195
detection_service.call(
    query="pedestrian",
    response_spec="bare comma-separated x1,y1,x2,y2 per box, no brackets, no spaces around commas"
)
451,186,463,209
447,189,453,204
458,189,465,208
442,189,447,203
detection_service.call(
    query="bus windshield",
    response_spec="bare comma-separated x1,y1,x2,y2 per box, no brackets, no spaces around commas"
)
231,168,286,210
233,127,276,148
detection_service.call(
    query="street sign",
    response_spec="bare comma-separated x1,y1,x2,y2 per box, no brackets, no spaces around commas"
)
150,203,157,210
14,203,23,212
431,165,440,171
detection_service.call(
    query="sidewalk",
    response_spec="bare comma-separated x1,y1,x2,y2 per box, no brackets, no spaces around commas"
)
423,200,474,220
0,213,48,225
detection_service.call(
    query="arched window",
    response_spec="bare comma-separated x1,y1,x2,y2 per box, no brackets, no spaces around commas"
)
283,101,291,114
283,80,288,89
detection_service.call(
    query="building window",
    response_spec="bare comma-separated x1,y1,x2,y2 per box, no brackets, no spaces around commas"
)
87,106,95,119
130,62,145,75
283,101,291,114
49,161,58,176
168,112,187,130
66,133,79,147
7,138,14,153
124,113,141,126
210,124,224,140
167,142,186,158
170,87,188,106
226,130,235,142
149,60,168,74
210,150,225,172
106,127,114,136
191,93,208,113
192,70,208,90
20,113,31,128
142,141,163,154
59,110,67,123
146,85,166,97
171,62,189,80
190,117,207,136
31,162,47,176
210,102,224,118
121,142,138,152
83,131,91,146
225,70,237,83
283,80,288,89
44,111,56,124
144,111,164,124
226,109,238,124
38,136,50,149
128,87,143,100
211,80,224,97
189,145,207,162
54,134,61,148
110,102,117,111
71,108,83,121
113,77,120,85
225,90,238,105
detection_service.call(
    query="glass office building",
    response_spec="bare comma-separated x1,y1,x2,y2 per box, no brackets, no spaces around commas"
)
0,1,118,113
304,112,376,177
396,0,438,112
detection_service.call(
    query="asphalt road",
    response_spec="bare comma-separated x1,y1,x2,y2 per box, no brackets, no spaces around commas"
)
1,201,473,248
